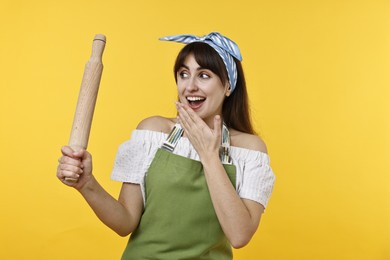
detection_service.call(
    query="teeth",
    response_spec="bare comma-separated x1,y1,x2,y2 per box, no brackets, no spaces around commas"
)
187,96,205,101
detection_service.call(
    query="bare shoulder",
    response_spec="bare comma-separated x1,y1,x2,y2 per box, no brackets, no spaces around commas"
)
230,129,268,154
136,116,176,134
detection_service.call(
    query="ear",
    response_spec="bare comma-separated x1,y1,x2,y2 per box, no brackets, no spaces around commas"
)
225,84,231,97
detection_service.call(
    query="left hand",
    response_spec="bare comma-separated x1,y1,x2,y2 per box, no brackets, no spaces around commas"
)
176,102,222,160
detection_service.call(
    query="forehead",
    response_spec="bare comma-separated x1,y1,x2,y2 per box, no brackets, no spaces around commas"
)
181,54,201,68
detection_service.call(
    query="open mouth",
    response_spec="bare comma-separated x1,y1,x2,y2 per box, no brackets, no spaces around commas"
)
186,96,206,110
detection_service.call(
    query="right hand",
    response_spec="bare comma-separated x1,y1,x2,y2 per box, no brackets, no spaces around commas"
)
57,146,93,190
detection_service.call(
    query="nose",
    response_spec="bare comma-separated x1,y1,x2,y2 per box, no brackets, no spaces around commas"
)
186,77,198,92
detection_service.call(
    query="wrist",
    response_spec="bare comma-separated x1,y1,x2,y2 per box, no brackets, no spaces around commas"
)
78,175,97,195
200,152,221,167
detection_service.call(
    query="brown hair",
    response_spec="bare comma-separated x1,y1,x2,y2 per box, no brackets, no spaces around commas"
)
173,42,255,135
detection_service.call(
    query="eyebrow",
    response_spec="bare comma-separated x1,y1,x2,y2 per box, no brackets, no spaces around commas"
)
179,64,206,71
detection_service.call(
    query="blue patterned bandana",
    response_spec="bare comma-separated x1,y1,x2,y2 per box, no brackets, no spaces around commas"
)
159,32,242,93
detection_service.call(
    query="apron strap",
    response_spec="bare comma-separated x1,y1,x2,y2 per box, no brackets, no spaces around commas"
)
161,123,184,152
220,123,232,164
161,122,232,164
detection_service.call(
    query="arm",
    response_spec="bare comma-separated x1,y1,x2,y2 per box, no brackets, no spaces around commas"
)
176,103,264,248
201,154,264,248
57,146,143,236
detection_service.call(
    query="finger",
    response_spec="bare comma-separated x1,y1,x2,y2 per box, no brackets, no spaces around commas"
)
176,103,188,121
177,112,190,132
177,104,208,135
178,111,199,136
72,149,87,159
61,170,80,179
176,102,196,125
180,103,203,124
57,166,80,181
59,155,83,167
176,103,192,131
61,146,88,161
61,146,76,157
63,177,78,183
214,115,222,136
58,163,83,175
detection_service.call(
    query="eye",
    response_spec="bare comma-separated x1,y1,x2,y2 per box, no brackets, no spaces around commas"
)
179,71,189,79
199,72,210,79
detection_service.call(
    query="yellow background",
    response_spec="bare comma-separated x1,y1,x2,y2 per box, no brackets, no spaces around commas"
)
0,0,389,259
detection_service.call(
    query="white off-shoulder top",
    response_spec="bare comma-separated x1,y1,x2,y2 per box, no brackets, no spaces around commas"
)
111,130,275,208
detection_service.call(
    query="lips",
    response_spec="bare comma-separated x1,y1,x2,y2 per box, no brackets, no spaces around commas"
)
186,96,206,110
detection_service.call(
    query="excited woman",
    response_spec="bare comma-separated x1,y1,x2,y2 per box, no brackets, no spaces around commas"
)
57,32,275,259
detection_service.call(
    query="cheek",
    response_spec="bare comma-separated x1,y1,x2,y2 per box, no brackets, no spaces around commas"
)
176,84,186,102
176,81,184,93
211,86,228,99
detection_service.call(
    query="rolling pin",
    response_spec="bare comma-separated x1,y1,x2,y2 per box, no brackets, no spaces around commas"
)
66,34,106,181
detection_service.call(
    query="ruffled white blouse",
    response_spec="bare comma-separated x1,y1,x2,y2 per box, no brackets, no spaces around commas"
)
111,130,275,208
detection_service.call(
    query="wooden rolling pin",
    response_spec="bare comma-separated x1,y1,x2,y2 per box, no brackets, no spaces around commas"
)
66,34,106,181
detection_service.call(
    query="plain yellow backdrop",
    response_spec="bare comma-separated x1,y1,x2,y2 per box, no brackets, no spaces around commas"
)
0,0,389,259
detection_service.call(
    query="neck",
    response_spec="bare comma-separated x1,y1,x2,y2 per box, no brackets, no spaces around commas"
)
202,114,223,130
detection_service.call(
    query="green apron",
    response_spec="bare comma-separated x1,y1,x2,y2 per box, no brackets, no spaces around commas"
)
122,124,236,260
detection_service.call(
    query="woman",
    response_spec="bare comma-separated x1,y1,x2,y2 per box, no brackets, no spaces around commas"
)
57,32,275,259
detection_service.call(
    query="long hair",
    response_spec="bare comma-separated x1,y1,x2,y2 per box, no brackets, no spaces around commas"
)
173,42,255,135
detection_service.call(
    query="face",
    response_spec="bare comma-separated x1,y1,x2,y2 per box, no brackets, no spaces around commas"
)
177,54,230,126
